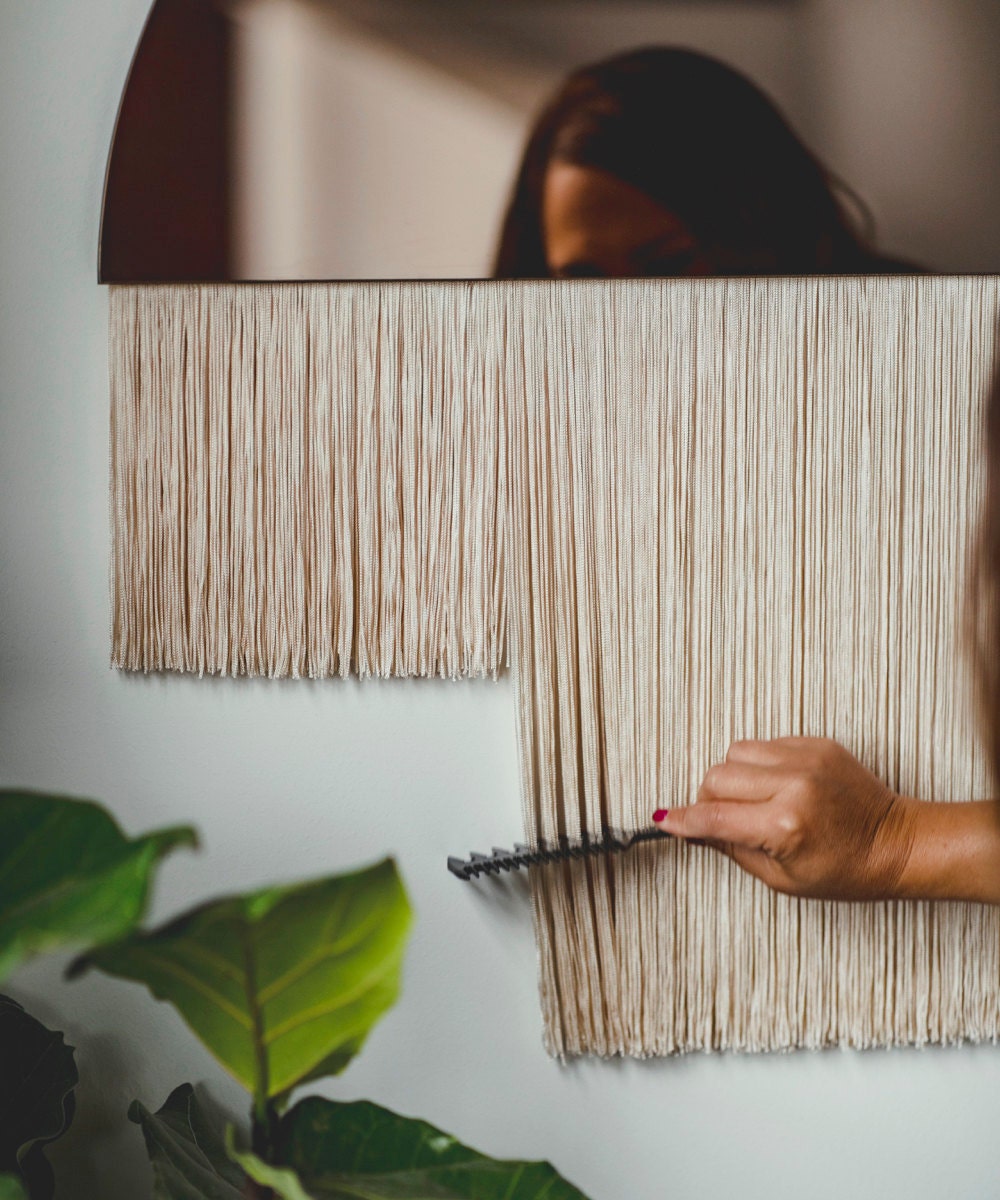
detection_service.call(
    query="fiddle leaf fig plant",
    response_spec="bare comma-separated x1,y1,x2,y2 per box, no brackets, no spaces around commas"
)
84,855,590,1198
71,859,412,1151
135,1086,590,1200
1,790,590,1200
0,790,196,984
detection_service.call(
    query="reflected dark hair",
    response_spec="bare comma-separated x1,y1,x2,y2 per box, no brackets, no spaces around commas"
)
494,46,885,279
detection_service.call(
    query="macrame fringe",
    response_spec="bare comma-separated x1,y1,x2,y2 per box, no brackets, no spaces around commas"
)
109,283,507,678
110,275,1000,1054
506,275,1000,1055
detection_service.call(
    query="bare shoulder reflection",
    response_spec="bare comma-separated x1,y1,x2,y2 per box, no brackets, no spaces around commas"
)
494,47,919,280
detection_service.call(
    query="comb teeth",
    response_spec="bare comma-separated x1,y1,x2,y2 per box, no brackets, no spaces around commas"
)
447,827,672,881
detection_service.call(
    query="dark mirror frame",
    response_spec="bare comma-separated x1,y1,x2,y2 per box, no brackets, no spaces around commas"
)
101,0,233,283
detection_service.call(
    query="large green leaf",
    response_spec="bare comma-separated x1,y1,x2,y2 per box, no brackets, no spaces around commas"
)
0,790,197,983
135,1091,591,1200
242,1097,592,1200
73,860,411,1102
128,1084,245,1200
0,1175,28,1200
0,995,78,1200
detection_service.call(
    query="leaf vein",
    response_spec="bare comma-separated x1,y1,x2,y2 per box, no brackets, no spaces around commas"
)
127,950,254,1030
262,954,399,1045
256,904,385,1006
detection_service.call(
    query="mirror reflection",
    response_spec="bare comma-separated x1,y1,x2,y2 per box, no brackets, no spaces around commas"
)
101,0,1000,281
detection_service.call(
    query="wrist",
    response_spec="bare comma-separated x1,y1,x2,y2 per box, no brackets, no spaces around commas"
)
892,797,1000,904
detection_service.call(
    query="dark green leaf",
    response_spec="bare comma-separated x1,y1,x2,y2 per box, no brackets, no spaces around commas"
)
129,1084,245,1200
0,995,78,1200
0,790,197,983
273,1097,592,1200
74,860,411,1102
0,1174,28,1200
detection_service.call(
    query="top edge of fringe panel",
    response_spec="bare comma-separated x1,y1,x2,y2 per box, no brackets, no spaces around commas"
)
102,273,1000,289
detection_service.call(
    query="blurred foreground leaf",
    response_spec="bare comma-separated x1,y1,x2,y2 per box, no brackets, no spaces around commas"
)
0,1174,28,1200
0,790,196,983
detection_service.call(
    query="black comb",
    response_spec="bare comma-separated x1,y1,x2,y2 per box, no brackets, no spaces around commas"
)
448,827,672,881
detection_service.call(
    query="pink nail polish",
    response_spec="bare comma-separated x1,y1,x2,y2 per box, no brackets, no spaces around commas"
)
652,809,669,823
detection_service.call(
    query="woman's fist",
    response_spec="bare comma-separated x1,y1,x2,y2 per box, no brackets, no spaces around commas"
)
654,738,919,900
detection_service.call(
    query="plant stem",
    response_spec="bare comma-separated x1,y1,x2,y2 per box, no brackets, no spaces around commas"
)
251,1095,272,1158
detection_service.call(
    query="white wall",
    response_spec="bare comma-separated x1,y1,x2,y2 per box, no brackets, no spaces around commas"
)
4,3,1000,1200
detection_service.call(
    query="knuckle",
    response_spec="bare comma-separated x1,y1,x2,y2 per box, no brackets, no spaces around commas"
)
702,764,727,793
727,738,769,765
814,738,841,766
772,806,806,855
788,771,820,803
776,807,804,838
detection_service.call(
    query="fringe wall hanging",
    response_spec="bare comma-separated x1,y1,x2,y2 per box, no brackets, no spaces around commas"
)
110,283,507,678
506,274,1000,1055
110,274,1000,1054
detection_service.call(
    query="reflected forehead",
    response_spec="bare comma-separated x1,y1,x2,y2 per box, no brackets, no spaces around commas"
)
542,161,693,265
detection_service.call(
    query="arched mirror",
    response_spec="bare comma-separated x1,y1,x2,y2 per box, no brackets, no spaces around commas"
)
101,0,1000,282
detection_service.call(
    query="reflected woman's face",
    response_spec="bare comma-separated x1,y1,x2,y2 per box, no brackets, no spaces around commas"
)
542,161,713,278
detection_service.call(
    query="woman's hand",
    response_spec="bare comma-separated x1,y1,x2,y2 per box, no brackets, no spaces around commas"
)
653,737,919,900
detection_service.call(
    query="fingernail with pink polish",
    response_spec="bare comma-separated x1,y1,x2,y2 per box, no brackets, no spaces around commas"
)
652,809,669,823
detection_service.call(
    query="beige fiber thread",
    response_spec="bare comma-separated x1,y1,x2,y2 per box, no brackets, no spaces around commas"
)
111,275,1000,1053
110,283,507,678
506,275,1000,1054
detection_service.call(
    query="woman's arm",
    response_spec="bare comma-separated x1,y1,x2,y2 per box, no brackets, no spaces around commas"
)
894,798,1000,904
653,737,1000,904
